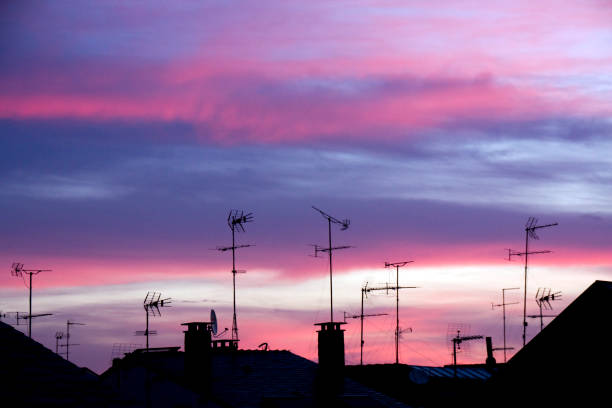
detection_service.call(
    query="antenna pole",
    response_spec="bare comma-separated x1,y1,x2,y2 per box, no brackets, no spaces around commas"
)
348,283,388,365
328,217,334,322
492,287,519,362
503,287,518,362
28,272,33,338
453,335,457,376
516,219,558,346
395,265,399,365
451,331,483,377
312,206,351,323
385,261,414,364
522,227,529,347
10,263,51,339
364,271,417,364
67,320,70,361
538,291,543,331
503,289,507,361
146,308,150,350
360,286,364,365
232,225,238,341
217,210,253,343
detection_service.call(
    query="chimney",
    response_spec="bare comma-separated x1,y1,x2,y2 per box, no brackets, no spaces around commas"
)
182,322,213,391
315,322,346,397
485,336,496,369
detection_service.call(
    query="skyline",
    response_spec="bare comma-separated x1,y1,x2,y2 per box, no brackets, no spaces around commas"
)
1,1,611,373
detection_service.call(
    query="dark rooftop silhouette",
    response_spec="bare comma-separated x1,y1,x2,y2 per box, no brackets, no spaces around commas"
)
0,320,112,407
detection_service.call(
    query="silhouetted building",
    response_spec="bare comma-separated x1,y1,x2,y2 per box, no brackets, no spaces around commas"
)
491,280,612,407
102,320,409,407
0,320,113,407
346,363,495,407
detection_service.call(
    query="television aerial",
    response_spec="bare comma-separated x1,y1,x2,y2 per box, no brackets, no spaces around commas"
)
10,262,52,338
216,209,254,342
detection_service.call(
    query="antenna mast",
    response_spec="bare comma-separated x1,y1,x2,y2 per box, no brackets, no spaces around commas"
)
344,282,388,365
491,287,519,362
217,209,253,342
64,320,85,361
385,261,416,364
312,206,351,323
451,330,483,377
137,291,171,350
55,331,64,355
508,217,558,346
362,276,418,364
10,262,51,338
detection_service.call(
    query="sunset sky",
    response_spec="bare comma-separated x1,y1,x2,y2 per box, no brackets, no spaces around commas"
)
1,1,611,373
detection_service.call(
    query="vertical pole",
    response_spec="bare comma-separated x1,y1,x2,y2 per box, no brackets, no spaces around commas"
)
66,320,70,361
522,230,529,347
232,226,238,341
146,311,149,350
395,265,399,365
360,288,364,365
502,289,507,363
28,272,32,338
328,218,333,323
539,300,544,332
453,336,458,377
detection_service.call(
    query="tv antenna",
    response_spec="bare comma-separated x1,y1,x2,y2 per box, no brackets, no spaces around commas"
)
343,283,389,366
55,331,64,355
451,329,483,377
136,291,171,350
216,209,253,342
1,311,27,326
312,206,352,323
10,262,51,338
385,261,416,364
507,217,558,346
362,266,418,365
110,343,142,362
528,288,561,332
491,287,519,362
62,320,85,361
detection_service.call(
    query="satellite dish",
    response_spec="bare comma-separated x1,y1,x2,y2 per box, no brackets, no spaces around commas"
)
210,309,218,335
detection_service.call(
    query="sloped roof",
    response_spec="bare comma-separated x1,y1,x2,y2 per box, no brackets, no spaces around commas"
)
211,350,408,407
410,365,492,381
494,280,612,406
0,320,111,407
508,280,612,369
103,348,410,407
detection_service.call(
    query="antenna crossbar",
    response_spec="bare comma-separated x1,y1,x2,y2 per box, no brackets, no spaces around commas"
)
216,244,253,252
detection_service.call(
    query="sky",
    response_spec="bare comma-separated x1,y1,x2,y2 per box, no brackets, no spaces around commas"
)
1,1,611,373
